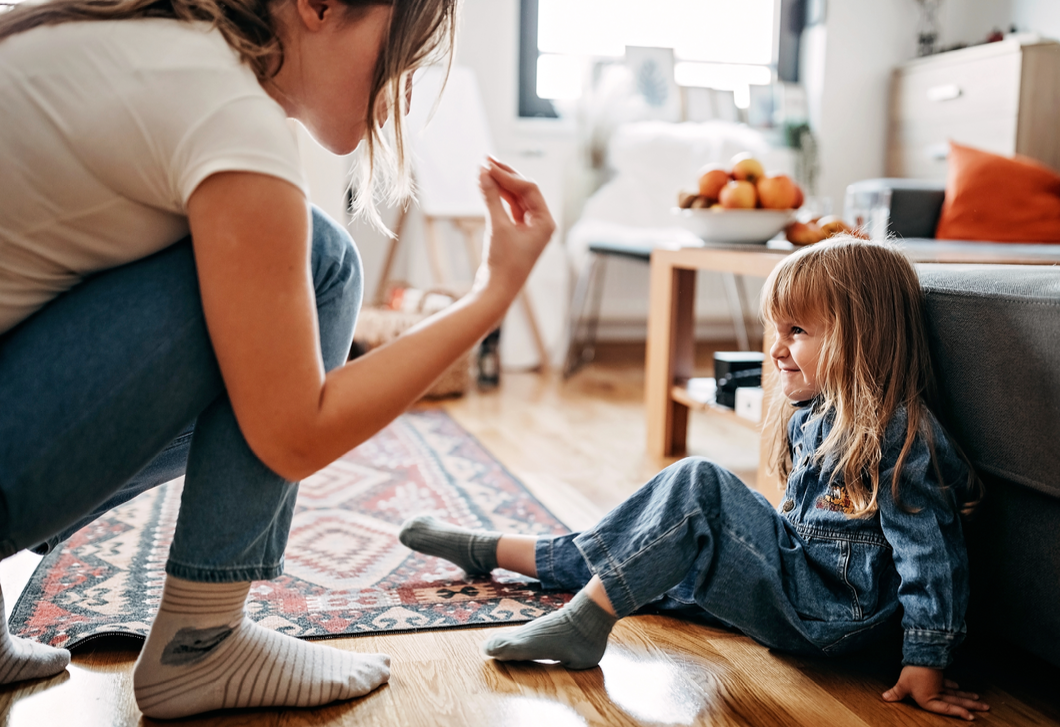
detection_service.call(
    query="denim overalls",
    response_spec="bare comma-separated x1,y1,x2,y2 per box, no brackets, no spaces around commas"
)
534,402,971,669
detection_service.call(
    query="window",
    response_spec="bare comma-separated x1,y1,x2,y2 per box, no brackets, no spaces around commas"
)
520,0,800,117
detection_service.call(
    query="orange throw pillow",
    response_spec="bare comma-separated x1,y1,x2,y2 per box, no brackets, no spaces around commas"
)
935,142,1060,242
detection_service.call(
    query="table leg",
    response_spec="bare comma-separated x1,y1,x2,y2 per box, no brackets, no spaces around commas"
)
646,261,697,458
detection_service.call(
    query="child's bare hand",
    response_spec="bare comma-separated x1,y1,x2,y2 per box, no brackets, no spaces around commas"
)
883,665,990,720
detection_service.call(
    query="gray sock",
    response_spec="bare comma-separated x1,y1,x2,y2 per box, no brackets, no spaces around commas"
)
398,515,501,575
481,589,618,670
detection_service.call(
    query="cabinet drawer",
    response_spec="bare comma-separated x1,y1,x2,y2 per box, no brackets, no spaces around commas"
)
888,116,1019,179
892,51,1022,127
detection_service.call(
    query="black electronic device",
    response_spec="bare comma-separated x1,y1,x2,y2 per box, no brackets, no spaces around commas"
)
714,351,764,408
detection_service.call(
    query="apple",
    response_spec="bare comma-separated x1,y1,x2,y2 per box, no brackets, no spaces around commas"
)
697,165,731,201
730,153,765,184
719,180,757,209
691,196,711,208
792,184,804,209
756,175,799,210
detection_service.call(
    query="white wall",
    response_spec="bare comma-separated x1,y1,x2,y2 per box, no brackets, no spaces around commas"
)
302,1,1032,356
803,0,1014,210
1013,0,1060,38
337,0,576,368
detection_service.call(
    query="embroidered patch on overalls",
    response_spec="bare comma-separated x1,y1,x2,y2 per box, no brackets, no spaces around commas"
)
815,484,855,514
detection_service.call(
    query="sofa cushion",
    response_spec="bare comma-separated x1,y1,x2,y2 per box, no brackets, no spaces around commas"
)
918,264,1060,499
936,142,1060,243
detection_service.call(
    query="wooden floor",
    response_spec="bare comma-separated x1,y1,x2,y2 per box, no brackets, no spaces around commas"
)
2,346,1058,726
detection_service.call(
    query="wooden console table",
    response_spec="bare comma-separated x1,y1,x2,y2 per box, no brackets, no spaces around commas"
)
645,239,1060,486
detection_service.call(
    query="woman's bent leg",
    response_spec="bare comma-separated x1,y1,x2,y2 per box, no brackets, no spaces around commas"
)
32,426,194,554
0,242,223,559
133,209,389,720
165,207,363,581
0,235,221,686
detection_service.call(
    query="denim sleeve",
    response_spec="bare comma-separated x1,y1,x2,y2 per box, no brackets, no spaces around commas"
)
876,420,970,669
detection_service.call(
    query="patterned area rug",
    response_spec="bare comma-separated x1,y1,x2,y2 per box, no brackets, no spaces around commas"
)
10,410,572,650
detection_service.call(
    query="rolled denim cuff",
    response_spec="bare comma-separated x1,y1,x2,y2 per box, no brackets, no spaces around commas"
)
165,557,284,583
571,530,639,617
534,537,560,590
902,628,964,669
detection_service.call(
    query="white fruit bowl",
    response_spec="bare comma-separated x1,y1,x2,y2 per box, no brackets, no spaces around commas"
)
673,207,796,245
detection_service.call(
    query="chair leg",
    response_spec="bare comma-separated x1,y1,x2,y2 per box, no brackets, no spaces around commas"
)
722,272,750,351
583,254,609,363
563,252,604,378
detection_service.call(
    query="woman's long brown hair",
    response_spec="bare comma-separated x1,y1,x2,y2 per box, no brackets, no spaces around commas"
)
761,237,979,516
0,0,458,231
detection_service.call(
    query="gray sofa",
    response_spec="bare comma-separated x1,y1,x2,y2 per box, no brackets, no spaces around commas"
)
858,179,1060,667
920,264,1060,668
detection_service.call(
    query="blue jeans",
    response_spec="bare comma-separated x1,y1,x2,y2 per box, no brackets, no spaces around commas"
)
534,458,898,657
0,207,362,583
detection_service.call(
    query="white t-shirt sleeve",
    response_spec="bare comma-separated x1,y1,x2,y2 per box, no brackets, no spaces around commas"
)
172,93,307,206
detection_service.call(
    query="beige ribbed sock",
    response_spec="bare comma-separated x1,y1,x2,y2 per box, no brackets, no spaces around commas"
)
133,576,390,719
0,588,71,684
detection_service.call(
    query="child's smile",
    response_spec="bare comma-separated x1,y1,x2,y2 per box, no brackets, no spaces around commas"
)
769,317,825,402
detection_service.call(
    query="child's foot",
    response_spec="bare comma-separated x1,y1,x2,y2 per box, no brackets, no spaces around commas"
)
0,591,70,684
133,577,389,719
482,589,618,670
398,515,501,575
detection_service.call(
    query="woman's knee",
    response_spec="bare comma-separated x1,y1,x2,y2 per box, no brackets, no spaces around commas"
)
310,206,363,309
310,207,363,368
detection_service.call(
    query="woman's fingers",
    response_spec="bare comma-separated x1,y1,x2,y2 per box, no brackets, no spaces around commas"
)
479,167,512,230
487,155,517,174
486,162,550,220
498,188,527,224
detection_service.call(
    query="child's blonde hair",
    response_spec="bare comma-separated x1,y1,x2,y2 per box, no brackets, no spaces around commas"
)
761,237,976,516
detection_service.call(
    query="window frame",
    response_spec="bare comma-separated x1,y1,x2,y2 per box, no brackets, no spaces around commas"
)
518,0,558,118
517,0,804,118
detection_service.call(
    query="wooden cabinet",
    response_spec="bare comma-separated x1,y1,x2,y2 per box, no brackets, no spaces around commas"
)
887,39,1060,178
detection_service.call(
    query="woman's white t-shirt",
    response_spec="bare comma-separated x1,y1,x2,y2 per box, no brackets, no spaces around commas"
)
0,18,307,333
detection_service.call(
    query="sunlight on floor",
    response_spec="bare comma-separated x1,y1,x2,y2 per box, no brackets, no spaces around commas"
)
601,647,707,725
6,663,128,726
483,695,588,726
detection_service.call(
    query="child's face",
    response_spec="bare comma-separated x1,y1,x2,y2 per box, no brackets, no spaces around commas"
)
769,316,825,402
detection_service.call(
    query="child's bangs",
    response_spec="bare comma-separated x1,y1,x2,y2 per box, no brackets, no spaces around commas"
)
762,254,829,327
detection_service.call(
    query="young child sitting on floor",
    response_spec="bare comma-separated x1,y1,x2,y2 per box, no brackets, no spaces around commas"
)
400,237,991,721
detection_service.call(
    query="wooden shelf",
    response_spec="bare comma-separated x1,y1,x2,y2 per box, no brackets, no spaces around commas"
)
671,378,760,431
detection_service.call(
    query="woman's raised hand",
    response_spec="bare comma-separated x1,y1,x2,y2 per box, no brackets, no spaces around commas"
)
474,157,556,303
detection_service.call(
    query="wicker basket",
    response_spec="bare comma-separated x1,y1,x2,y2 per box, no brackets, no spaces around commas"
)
352,291,473,399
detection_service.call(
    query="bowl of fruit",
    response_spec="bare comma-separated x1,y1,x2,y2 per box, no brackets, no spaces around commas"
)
673,154,803,244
